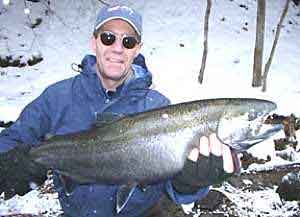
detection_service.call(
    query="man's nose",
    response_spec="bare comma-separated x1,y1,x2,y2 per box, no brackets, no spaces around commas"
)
111,38,124,52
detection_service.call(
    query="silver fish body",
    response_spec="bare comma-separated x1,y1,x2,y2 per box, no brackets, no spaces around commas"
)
30,98,281,184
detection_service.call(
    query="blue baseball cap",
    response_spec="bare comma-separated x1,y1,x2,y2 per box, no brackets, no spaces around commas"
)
94,5,142,39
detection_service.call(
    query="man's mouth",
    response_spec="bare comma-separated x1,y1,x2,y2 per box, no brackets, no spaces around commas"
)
108,58,124,64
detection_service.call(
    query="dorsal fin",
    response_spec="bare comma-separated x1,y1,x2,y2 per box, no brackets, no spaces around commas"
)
95,112,124,127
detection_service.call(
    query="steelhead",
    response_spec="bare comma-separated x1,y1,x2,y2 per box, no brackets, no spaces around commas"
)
30,98,282,184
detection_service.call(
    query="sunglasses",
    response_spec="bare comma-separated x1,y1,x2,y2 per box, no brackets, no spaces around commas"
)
99,31,140,49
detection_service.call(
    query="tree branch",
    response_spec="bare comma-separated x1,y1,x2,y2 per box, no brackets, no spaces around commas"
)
198,0,211,84
96,0,110,6
262,0,290,92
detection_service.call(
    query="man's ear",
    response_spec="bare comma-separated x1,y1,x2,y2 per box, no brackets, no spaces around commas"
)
90,36,97,53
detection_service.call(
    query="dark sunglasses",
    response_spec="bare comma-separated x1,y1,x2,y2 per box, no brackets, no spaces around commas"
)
100,31,139,49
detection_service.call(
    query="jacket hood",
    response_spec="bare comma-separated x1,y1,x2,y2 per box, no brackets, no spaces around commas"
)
81,55,152,88
79,55,152,100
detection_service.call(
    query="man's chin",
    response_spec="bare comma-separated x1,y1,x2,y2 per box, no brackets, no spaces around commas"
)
106,65,125,73
102,71,127,81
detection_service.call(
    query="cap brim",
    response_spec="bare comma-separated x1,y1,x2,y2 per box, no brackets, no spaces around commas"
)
94,16,141,37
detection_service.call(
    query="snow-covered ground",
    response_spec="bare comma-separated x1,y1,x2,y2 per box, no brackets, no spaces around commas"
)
0,0,300,216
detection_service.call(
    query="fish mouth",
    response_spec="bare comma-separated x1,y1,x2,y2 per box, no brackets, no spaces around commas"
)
249,123,283,141
218,106,283,153
228,123,283,152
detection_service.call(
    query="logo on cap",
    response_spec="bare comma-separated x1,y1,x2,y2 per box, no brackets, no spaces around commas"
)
108,5,134,15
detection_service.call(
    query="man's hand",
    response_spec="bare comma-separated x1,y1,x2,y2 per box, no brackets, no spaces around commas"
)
188,134,236,173
172,134,240,194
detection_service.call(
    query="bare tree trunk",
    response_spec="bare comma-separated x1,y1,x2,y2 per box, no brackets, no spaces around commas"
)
262,0,290,92
252,0,266,87
198,0,212,84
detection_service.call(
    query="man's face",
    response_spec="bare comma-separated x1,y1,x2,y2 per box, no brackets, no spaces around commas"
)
91,19,142,89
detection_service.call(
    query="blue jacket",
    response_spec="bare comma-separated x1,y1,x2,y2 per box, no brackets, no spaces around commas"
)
0,54,209,216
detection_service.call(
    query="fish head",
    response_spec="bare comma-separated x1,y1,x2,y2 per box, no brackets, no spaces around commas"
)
216,99,282,152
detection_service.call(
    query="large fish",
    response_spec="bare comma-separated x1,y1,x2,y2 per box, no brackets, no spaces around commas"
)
4,98,282,213
30,98,282,184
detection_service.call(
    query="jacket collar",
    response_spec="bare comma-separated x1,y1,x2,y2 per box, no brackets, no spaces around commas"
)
80,55,152,95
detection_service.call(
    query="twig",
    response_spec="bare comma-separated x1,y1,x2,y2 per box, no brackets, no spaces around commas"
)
96,0,110,6
262,0,290,92
198,0,212,84
23,0,40,51
39,0,69,27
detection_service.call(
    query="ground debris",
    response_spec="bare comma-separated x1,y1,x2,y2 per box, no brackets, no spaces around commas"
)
0,121,13,128
0,214,41,217
161,162,300,217
265,113,300,151
228,162,300,188
277,171,300,201
240,152,270,170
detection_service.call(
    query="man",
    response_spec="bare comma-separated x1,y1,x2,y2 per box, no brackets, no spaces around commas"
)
0,5,238,216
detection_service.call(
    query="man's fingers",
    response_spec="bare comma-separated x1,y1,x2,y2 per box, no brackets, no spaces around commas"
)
199,136,210,157
187,148,199,162
189,133,238,174
222,144,234,173
209,134,222,157
188,136,210,162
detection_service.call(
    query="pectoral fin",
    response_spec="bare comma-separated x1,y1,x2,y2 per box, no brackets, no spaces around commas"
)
116,183,137,214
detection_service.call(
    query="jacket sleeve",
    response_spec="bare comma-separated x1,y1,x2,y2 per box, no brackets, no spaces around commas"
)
165,180,209,204
0,89,52,153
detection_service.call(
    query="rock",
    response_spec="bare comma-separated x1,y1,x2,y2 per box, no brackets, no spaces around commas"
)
0,121,14,128
0,53,43,68
276,147,300,162
276,171,300,201
27,55,43,66
196,189,234,211
0,56,10,67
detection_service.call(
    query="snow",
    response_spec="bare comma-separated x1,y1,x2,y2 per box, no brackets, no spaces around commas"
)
0,190,61,216
0,0,300,216
0,179,63,216
218,183,300,217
